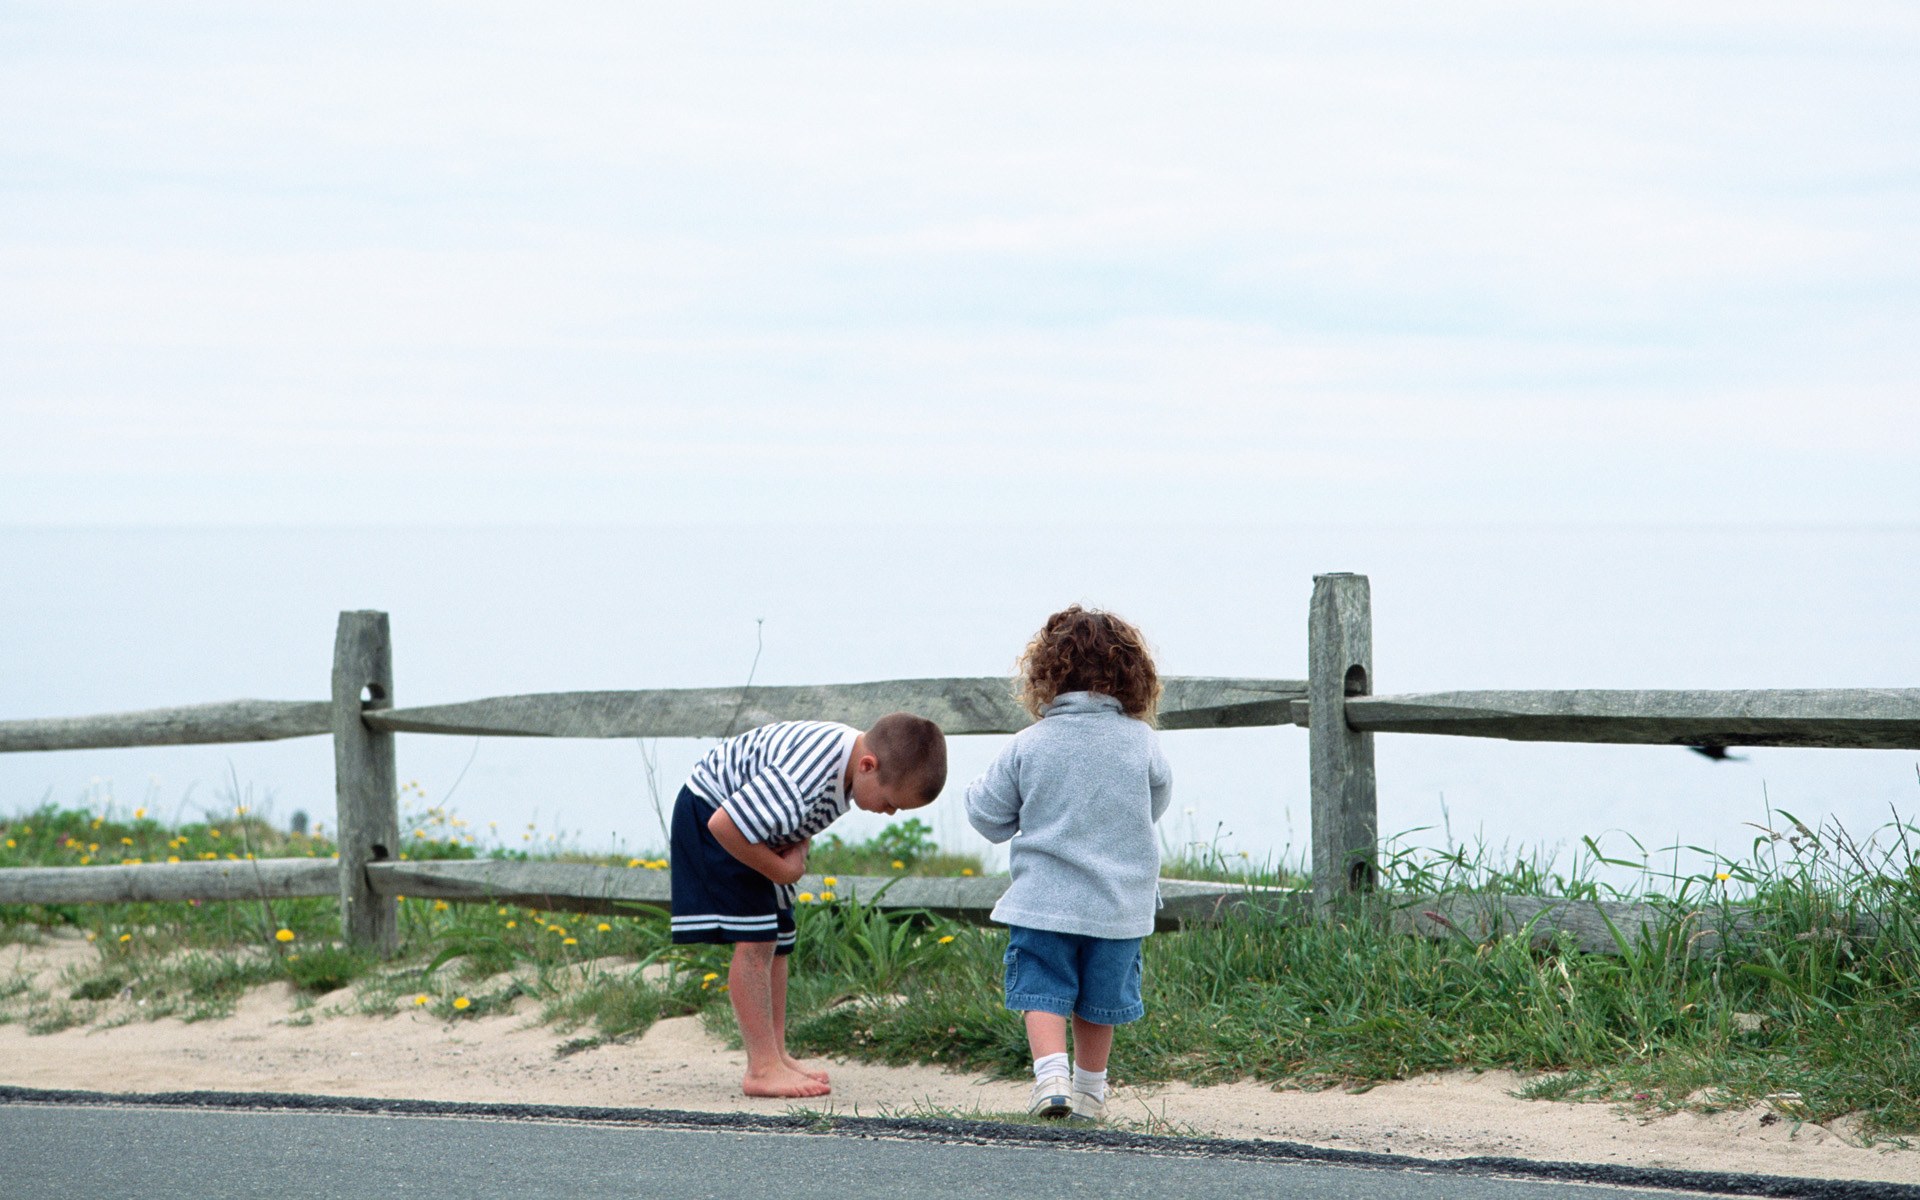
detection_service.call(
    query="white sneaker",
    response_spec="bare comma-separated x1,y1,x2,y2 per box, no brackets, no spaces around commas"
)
1028,1075,1072,1118
1069,1088,1107,1123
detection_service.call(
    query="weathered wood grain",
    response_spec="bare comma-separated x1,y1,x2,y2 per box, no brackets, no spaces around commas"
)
1309,573,1377,909
0,701,331,753
0,858,336,905
361,861,1298,929
1289,689,1920,750
361,677,1306,740
333,611,399,956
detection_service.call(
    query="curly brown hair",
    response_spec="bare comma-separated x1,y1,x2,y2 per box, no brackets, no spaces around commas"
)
1016,605,1162,723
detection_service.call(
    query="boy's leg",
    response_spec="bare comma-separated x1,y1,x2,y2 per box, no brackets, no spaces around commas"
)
1023,1010,1069,1058
770,953,828,1084
730,940,830,1098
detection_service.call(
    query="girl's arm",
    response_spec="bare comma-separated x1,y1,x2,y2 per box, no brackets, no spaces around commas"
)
1148,742,1173,822
963,743,1022,844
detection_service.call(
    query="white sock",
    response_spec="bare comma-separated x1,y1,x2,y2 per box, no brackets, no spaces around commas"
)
1033,1052,1069,1082
1072,1064,1108,1101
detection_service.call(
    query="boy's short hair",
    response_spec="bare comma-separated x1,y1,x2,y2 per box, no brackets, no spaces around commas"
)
866,712,947,803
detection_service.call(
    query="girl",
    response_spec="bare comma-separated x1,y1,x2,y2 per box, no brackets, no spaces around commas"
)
964,605,1173,1121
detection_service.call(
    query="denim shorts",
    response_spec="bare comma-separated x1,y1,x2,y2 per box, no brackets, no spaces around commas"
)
1003,925,1146,1025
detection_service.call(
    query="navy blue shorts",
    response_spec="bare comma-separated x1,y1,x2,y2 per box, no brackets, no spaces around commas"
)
669,785,795,955
1003,925,1145,1025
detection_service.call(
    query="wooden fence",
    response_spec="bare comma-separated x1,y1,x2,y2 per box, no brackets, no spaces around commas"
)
4,576,1916,956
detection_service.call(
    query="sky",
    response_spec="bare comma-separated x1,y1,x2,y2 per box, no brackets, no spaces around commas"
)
3,2,1918,527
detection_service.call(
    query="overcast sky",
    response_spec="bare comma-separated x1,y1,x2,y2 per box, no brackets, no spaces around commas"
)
4,3,1917,527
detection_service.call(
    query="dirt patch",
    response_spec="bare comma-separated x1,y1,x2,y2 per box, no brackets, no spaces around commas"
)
1,936,1913,1185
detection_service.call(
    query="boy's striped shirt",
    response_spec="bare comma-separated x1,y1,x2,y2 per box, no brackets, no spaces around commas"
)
687,720,858,846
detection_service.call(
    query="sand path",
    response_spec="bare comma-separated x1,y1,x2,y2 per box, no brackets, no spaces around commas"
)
1,936,1914,1186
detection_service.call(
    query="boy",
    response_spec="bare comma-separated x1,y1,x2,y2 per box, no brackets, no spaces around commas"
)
670,711,947,1098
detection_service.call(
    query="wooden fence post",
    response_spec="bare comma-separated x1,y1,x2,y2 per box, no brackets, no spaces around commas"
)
1309,573,1377,910
332,611,398,955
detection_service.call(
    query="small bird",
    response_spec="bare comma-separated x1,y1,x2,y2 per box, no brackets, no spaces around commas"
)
1689,743,1747,762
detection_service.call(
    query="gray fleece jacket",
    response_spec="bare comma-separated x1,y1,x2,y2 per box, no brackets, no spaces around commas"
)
964,691,1174,939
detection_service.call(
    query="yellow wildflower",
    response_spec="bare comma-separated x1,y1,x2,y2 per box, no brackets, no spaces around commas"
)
820,891,835,902
433,900,449,912
84,931,97,942
414,994,430,1006
505,921,518,929
823,876,838,886
275,928,295,943
4,839,13,849
1715,872,1731,881
453,996,471,1010
962,868,975,876
562,937,577,946
167,856,179,864
134,808,146,819
80,856,91,865
120,837,133,845
117,933,131,943
596,923,611,932
209,829,221,839
797,892,815,903
891,860,905,870
498,907,509,916
627,858,643,868
938,935,955,944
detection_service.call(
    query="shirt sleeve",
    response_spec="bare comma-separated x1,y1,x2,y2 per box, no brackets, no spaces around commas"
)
964,741,1023,844
722,766,809,845
1148,739,1173,823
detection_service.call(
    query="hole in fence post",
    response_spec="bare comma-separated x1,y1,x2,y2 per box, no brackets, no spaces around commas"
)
361,683,386,705
1343,664,1368,697
1349,858,1375,893
370,843,390,862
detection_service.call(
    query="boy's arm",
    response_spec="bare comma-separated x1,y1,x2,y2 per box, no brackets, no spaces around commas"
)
707,807,808,885
963,744,1021,844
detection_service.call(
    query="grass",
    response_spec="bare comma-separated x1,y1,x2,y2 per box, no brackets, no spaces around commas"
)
6,792,1920,1141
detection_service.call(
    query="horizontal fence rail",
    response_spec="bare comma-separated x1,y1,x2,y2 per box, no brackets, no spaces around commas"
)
0,857,1817,955
1288,688,1920,750
363,676,1308,740
0,858,336,905
0,700,333,754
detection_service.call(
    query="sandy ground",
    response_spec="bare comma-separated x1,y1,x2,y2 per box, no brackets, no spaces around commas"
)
2,934,1915,1186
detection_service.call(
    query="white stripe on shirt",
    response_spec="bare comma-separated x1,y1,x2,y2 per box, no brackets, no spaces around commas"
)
687,720,857,846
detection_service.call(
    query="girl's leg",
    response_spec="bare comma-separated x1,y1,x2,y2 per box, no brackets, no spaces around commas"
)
731,940,829,1098
769,953,828,1083
1024,1010,1069,1059
1070,1015,1114,1072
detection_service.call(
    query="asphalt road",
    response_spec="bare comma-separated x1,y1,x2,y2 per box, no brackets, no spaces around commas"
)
2,1092,1912,1200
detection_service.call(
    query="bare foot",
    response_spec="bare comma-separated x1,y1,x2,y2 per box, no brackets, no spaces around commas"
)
784,1054,829,1084
743,1064,832,1098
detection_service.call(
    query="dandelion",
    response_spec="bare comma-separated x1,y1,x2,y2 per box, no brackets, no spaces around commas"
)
84,931,97,942
167,856,179,864
237,806,249,816
80,856,91,865
1715,872,1732,882
134,807,147,820
890,860,905,871
414,994,430,1006
505,921,517,929
414,830,426,839
396,894,406,902
562,937,577,946
453,996,471,1010
275,929,295,943
498,907,509,916
433,900,449,912
701,972,719,990
202,852,217,861
287,954,299,962
961,868,975,876
627,858,643,868
121,837,133,845
6,839,15,849
797,892,815,903
820,891,835,902
823,876,838,887
117,933,131,943
209,829,221,839
938,935,955,945
596,923,611,932
123,858,142,865
88,843,99,852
